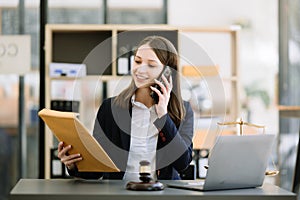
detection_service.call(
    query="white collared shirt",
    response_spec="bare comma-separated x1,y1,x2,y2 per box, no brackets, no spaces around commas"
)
123,96,159,181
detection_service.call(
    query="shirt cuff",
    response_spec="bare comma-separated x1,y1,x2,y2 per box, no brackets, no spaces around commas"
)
154,113,168,131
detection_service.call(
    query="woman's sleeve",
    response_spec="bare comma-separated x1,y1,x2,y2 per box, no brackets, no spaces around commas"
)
67,165,103,179
154,101,194,172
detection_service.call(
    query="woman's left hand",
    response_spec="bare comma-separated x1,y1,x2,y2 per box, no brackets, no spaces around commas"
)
150,74,173,118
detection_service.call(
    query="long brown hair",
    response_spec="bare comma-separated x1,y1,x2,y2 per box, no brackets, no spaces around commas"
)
114,35,185,126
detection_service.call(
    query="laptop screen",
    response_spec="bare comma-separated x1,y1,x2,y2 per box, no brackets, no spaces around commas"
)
203,134,275,190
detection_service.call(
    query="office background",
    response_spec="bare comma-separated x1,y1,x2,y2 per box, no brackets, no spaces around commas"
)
0,0,299,200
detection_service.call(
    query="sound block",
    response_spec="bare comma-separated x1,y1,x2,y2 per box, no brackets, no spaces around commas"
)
126,181,165,191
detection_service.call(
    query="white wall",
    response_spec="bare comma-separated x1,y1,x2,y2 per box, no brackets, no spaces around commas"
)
169,0,279,133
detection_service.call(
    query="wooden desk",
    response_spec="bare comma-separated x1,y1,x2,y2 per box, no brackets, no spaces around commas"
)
10,179,296,200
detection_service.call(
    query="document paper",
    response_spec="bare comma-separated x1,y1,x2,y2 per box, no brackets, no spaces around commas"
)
38,108,120,172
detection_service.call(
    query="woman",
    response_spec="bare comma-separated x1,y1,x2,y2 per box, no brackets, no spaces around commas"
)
58,35,194,180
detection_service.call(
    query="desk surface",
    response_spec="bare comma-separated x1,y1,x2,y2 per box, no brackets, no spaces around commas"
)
10,179,296,200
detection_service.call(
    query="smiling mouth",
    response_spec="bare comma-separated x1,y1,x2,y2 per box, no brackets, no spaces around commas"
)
135,74,148,81
135,75,155,88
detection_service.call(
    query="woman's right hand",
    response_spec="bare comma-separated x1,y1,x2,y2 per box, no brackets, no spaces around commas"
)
57,141,82,170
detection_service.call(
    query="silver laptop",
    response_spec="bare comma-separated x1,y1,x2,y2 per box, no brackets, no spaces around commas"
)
167,134,275,191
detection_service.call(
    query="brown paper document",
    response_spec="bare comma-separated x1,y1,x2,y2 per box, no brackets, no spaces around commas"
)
38,108,120,172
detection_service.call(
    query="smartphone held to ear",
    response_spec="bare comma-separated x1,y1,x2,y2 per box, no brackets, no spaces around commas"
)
150,66,172,104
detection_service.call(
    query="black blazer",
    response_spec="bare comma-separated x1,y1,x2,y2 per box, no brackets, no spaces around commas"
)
68,97,194,180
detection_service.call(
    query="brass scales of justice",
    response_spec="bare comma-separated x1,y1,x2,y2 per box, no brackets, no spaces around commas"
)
216,118,279,176
217,118,266,136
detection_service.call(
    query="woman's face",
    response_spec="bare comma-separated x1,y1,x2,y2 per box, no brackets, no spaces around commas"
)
132,44,164,88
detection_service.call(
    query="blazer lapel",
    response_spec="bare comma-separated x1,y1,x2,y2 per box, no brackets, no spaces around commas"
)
111,101,132,151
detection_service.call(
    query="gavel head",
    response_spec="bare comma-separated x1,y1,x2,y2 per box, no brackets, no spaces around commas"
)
139,160,152,183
